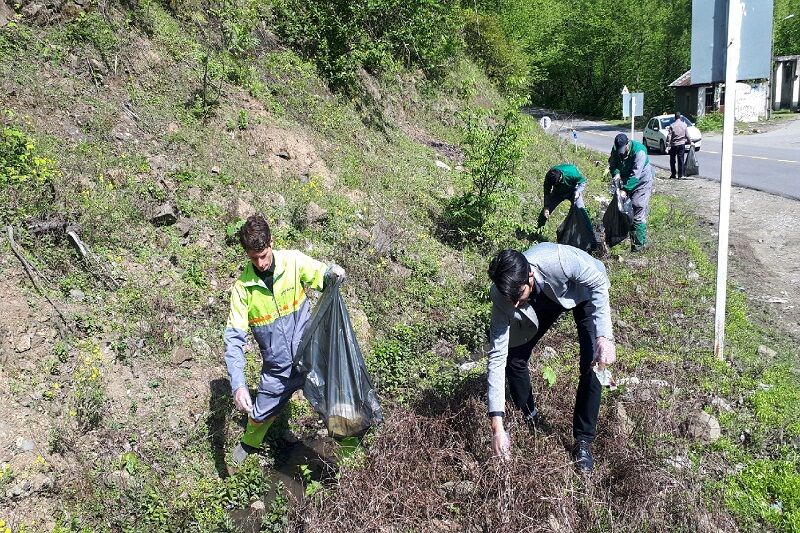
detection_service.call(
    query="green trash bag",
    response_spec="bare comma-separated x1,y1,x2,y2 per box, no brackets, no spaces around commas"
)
294,278,383,438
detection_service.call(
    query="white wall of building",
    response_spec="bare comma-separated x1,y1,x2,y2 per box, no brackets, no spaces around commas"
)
735,82,767,122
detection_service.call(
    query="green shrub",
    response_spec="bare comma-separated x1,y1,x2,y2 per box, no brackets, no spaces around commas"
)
63,11,119,61
723,458,800,531
441,97,530,244
71,344,106,430
0,126,58,224
463,11,529,93
270,0,463,90
696,111,724,132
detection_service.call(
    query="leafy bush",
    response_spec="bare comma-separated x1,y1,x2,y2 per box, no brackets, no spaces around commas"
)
0,126,58,224
442,97,530,244
63,11,119,61
696,111,724,132
269,0,463,90
463,12,529,93
723,458,800,531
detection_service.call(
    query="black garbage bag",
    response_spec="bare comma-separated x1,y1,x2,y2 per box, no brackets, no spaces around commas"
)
294,279,383,438
556,204,595,252
684,144,699,176
603,190,633,248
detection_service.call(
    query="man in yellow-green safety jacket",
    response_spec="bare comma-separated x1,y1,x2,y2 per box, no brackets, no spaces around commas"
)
224,213,345,465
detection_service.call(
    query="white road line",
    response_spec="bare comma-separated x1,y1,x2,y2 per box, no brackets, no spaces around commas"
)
711,152,799,164
555,128,800,164
584,130,612,137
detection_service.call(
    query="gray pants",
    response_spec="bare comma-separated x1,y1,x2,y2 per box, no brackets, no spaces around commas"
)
630,170,654,224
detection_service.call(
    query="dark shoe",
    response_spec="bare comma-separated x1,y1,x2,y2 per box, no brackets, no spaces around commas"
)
524,411,552,436
231,441,259,466
572,440,594,472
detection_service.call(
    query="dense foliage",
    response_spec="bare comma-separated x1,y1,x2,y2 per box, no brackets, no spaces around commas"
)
269,0,463,90
464,0,692,117
149,0,796,116
774,0,800,56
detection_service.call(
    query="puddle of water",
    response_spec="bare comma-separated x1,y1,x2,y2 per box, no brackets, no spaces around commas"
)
229,437,341,532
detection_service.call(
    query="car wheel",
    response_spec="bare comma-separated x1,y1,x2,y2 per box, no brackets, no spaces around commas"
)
659,140,666,154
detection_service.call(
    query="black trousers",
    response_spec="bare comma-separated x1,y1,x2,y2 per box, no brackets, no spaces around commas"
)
505,295,601,443
669,144,686,178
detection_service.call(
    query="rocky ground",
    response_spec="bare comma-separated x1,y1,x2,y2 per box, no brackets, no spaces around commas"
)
662,176,800,339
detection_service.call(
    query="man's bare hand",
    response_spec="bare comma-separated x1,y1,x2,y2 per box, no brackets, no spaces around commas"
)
490,415,510,460
593,336,617,368
234,386,253,414
492,429,511,460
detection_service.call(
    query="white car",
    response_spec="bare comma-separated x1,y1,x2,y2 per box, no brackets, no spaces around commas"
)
642,114,702,154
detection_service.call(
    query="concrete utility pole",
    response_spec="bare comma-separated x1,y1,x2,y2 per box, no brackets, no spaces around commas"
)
714,0,744,361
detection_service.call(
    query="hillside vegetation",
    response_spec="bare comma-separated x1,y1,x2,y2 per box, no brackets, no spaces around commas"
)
0,1,799,532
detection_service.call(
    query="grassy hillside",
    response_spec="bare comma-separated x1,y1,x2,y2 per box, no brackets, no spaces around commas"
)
1,2,798,532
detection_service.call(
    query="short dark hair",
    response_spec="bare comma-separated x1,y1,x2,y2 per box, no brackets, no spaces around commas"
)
488,249,530,303
614,133,628,150
239,214,271,252
545,167,563,185
675,111,682,119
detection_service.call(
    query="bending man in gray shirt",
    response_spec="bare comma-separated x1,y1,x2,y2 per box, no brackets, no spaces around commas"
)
486,243,616,472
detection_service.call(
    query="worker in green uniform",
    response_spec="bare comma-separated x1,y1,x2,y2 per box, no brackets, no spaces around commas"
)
537,163,598,251
608,133,654,252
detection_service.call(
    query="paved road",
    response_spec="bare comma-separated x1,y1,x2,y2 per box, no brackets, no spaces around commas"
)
528,109,800,200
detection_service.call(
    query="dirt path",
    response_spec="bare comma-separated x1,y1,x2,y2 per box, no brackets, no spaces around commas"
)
659,176,800,339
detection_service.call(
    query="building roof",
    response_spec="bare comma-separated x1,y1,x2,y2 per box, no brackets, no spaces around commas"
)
774,54,800,62
669,68,768,88
669,70,693,87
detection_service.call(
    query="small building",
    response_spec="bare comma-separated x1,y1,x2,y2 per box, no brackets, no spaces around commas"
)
773,55,800,110
669,70,769,123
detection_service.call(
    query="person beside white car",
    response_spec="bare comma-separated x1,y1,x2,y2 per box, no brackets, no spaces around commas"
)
666,112,689,179
642,113,702,155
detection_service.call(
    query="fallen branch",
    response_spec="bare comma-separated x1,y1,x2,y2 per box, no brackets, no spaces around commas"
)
66,230,122,290
27,215,68,236
6,225,70,335
86,58,101,92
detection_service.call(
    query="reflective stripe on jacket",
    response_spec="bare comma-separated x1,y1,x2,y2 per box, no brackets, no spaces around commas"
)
224,250,327,392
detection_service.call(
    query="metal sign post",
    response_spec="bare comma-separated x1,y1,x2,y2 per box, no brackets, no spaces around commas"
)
630,95,636,140
713,0,744,361
621,87,644,138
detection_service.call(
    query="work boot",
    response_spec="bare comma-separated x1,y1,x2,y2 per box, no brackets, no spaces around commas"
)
231,441,259,466
572,440,594,472
630,222,647,252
